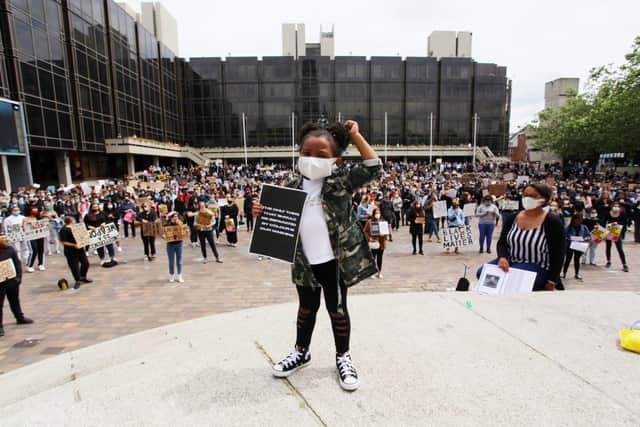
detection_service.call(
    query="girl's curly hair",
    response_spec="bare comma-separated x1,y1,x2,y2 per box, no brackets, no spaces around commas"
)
299,121,350,155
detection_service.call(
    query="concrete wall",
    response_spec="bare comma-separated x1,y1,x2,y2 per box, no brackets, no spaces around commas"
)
282,23,305,58
428,31,457,58
457,31,472,57
544,78,579,109
140,2,179,55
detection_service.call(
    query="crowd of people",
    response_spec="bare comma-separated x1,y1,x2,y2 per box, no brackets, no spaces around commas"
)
1,124,638,389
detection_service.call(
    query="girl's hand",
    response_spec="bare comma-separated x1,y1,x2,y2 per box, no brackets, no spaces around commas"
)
497,257,510,272
252,201,264,217
344,120,359,136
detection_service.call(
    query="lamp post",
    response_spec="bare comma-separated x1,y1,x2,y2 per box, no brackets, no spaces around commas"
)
472,112,479,169
384,112,388,163
241,112,248,167
429,112,434,165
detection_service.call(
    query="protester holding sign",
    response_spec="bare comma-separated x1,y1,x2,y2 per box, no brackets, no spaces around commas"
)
407,201,425,255
424,197,441,243
476,195,500,254
137,202,157,261
119,197,137,238
562,215,591,281
581,208,600,265
192,202,222,264
363,208,388,278
163,212,186,283
254,120,381,391
219,196,239,247
25,209,46,273
59,217,92,289
446,200,465,254
603,202,629,272
0,234,33,338
483,183,565,291
42,201,62,256
84,204,117,266
2,206,31,261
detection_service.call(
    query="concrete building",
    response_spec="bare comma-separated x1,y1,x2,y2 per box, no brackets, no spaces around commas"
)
544,78,579,109
428,31,472,58
140,2,180,55
282,23,306,59
319,25,335,59
116,2,138,19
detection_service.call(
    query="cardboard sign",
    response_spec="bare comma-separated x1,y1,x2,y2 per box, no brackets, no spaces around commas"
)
442,225,474,249
6,219,50,243
162,224,190,242
88,223,119,251
488,184,507,196
432,201,448,218
0,258,17,281
71,223,92,247
196,210,213,228
414,216,426,225
499,200,520,211
249,184,307,263
463,203,477,218
147,181,164,191
142,220,163,237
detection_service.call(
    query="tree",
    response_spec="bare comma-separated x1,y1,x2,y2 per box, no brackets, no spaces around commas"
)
534,36,640,161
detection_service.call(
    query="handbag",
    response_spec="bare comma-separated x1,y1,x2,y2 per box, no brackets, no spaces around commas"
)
368,240,380,250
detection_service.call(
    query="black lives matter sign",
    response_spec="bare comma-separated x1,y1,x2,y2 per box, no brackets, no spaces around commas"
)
249,184,307,263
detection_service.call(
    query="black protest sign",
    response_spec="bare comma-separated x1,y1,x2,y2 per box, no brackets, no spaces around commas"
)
249,184,307,263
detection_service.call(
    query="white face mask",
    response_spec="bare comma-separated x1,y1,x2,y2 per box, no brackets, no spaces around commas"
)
298,157,336,180
522,196,543,211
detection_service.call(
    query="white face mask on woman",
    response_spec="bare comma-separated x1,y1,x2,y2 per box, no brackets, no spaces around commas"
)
522,197,544,211
298,157,337,180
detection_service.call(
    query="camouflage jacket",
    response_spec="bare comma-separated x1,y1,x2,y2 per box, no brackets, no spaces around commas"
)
288,159,383,288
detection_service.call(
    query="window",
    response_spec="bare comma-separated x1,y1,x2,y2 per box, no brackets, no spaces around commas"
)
34,29,49,60
45,1,60,33
15,19,34,56
26,105,44,135
54,75,68,104
38,68,54,100
58,113,72,139
43,108,59,138
20,62,38,95
30,0,45,23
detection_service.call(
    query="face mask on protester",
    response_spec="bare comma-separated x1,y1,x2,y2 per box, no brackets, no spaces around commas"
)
298,156,337,180
374,213,381,220
612,207,621,213
11,210,20,216
522,197,544,211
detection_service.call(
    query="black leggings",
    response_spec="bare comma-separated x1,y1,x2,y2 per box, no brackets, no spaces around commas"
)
411,232,423,253
296,260,350,354
65,249,89,282
141,235,156,257
371,249,384,271
605,239,627,265
246,214,254,232
28,238,45,267
563,249,581,276
123,221,135,238
198,230,219,259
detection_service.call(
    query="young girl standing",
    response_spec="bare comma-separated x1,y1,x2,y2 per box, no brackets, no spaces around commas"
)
254,120,381,391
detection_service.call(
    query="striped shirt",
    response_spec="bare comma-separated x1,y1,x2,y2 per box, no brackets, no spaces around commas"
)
506,219,549,269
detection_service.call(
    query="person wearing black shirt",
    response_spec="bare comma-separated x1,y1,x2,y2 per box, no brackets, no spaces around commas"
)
603,202,629,272
137,203,157,260
59,216,92,289
84,204,116,265
243,191,254,232
0,236,33,337
219,196,239,247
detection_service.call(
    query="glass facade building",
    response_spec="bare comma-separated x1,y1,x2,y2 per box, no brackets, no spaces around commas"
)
0,0,511,184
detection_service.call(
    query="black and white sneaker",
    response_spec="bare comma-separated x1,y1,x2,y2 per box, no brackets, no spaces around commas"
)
272,348,311,378
336,352,359,391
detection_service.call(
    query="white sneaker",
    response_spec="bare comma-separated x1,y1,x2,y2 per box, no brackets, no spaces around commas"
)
195,257,204,262
143,256,149,262
377,273,383,279
177,275,184,283
56,250,60,254
203,258,208,264
336,352,359,391
26,267,35,273
100,260,106,266
38,265,46,271
117,247,123,253
169,275,175,283
111,257,118,263
47,252,52,256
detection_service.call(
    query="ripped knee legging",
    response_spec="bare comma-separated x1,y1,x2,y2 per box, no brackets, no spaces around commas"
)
295,259,350,354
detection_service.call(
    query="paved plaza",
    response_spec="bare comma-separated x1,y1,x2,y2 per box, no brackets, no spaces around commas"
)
1,224,638,374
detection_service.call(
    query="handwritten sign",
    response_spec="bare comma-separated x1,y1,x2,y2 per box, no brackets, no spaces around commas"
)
71,223,92,247
6,219,50,243
196,210,213,228
88,223,119,251
499,200,520,211
162,224,190,242
432,201,448,218
442,225,474,249
0,258,17,281
142,220,163,237
488,183,507,196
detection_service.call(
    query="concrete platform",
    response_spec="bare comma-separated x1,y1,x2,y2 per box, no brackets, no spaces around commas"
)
1,291,639,426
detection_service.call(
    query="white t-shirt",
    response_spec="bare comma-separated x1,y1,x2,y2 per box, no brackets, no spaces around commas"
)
299,178,335,265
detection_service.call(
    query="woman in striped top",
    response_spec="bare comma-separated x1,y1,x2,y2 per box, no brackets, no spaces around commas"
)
493,183,565,291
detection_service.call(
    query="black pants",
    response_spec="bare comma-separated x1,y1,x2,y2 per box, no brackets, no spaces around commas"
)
65,248,89,282
246,214,254,232
563,249,581,276
198,230,219,259
141,235,156,257
28,238,45,267
296,260,350,354
605,239,627,265
634,215,640,242
393,211,400,230
123,221,135,238
189,224,198,243
411,232,423,253
0,279,24,327
371,249,384,271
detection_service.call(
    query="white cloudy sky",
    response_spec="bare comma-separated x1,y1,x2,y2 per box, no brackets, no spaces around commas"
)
125,0,640,132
